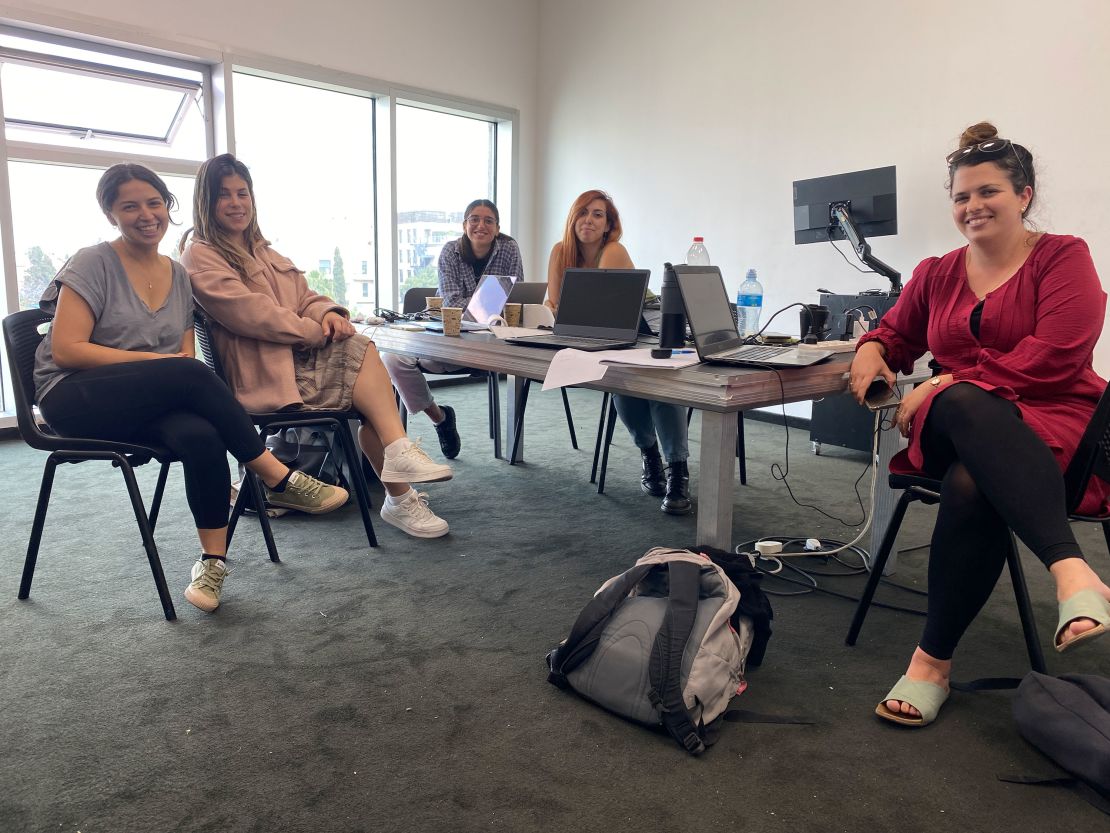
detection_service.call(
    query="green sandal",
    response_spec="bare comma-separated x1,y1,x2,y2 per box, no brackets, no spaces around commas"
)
1054,589,1110,654
875,675,950,727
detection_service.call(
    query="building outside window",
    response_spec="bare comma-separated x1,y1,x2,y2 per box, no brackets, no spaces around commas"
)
394,105,495,299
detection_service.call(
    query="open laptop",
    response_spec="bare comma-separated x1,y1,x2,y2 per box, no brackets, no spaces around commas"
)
423,273,516,332
506,281,548,305
675,265,833,367
505,268,650,351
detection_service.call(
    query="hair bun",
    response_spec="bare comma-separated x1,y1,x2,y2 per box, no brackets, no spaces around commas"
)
959,121,1000,149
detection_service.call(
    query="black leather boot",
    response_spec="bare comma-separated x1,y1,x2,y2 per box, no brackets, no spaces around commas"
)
640,443,666,497
662,460,692,515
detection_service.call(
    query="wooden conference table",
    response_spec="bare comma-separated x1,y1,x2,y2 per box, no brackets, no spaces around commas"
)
370,326,877,551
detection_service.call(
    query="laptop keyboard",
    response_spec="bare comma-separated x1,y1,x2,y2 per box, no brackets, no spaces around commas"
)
512,334,631,349
716,344,792,361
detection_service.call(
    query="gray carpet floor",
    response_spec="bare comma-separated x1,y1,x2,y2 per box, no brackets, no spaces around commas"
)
1,381,1107,833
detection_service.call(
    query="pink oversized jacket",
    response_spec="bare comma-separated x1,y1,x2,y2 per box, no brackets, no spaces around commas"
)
181,238,346,412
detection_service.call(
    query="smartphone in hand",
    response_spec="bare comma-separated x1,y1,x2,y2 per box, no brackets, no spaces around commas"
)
864,379,899,411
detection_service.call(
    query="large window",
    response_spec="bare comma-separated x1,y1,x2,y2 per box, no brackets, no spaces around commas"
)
0,22,516,422
395,105,496,299
233,72,376,316
8,162,195,308
0,28,210,313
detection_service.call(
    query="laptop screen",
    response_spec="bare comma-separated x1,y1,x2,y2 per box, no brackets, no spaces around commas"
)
556,268,650,337
466,274,517,324
674,266,745,354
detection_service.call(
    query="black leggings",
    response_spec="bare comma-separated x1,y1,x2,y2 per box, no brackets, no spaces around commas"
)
918,383,1082,659
38,358,267,530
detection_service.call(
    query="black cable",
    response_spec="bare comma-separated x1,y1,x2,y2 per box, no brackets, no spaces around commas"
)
754,562,927,614
763,367,871,526
741,302,808,345
827,223,877,274
737,534,928,610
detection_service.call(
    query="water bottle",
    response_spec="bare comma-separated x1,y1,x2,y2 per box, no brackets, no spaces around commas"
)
736,268,763,337
685,237,710,265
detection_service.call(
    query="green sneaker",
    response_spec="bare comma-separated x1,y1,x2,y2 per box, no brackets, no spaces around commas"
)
266,471,349,514
184,557,228,613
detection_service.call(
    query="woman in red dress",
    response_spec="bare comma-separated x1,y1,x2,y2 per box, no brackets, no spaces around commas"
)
849,121,1110,726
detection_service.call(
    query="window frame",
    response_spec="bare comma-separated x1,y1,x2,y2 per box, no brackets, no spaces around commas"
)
0,23,519,425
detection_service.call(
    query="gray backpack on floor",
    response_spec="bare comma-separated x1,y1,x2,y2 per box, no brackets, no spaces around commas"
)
546,548,752,754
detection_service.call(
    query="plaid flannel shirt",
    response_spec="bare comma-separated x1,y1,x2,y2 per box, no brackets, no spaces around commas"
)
437,235,524,309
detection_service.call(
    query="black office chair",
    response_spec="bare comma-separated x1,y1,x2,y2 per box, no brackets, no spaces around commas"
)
588,393,747,493
846,381,1110,676
194,309,378,560
401,287,437,315
3,309,178,620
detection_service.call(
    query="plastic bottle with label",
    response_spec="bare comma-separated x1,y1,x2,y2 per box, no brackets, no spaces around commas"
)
736,268,763,338
685,237,710,265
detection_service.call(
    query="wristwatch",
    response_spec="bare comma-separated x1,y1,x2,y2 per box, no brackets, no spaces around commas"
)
930,376,943,388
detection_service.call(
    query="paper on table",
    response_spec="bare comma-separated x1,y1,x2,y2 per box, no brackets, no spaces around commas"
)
542,349,609,390
598,348,702,369
542,347,701,391
488,324,548,339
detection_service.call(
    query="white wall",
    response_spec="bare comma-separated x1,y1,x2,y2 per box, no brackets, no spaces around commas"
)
536,0,1110,413
0,0,542,260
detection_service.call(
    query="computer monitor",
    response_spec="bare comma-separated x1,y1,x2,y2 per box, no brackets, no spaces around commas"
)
792,165,901,294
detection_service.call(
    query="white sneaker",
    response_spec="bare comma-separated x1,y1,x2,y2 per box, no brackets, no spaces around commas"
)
380,438,453,484
380,490,449,538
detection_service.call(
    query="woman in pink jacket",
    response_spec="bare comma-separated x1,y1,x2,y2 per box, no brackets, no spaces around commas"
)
181,154,452,539
849,122,1110,727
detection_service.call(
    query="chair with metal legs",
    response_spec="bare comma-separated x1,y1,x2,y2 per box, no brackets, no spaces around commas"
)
847,380,1110,675
4,309,179,620
194,309,378,561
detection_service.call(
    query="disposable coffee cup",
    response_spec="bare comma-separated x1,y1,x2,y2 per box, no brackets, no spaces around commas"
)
503,302,523,327
442,307,463,336
426,296,443,311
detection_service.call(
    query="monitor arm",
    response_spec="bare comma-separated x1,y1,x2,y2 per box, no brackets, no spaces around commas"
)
830,201,902,294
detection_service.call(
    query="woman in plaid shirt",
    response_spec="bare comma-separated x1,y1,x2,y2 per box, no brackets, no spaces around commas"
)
383,199,523,460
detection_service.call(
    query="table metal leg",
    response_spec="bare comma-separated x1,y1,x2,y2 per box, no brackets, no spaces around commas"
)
696,410,736,550
505,374,528,463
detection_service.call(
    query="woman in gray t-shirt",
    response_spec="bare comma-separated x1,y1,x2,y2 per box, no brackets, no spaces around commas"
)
32,163,349,614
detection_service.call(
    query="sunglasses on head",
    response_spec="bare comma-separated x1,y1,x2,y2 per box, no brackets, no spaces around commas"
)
946,138,1028,180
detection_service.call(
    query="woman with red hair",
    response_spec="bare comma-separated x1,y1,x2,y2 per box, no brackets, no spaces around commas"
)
546,190,691,514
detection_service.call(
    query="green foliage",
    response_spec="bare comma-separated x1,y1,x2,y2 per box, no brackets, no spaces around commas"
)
20,246,56,309
305,268,334,298
332,246,347,306
398,266,439,304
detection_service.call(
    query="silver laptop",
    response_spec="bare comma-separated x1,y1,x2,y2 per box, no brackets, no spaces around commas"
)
505,268,650,351
675,265,833,367
506,281,547,305
423,274,516,332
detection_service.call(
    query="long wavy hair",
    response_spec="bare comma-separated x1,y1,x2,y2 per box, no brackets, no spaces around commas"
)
558,189,623,275
182,153,265,282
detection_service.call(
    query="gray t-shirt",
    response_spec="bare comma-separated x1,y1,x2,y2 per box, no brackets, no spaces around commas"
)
33,242,194,402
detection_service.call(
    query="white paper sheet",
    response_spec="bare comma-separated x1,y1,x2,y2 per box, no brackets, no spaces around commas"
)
541,349,610,390
598,348,702,369
541,347,701,391
487,324,549,339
